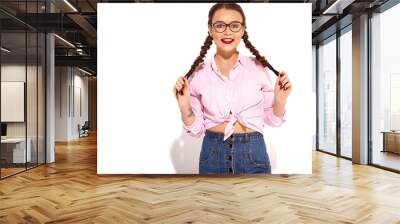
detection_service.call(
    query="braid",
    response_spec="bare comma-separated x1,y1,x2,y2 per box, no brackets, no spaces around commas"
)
184,34,213,79
242,30,279,76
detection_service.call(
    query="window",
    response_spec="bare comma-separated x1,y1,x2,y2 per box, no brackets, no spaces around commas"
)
317,35,337,154
371,2,400,171
339,27,352,158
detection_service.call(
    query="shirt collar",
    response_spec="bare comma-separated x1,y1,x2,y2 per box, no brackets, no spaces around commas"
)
210,51,244,79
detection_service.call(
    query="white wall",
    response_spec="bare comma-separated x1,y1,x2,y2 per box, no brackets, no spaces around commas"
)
72,72,89,137
1,65,40,138
55,66,68,141
55,67,89,141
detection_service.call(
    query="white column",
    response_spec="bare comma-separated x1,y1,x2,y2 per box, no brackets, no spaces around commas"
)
352,14,369,164
46,0,55,163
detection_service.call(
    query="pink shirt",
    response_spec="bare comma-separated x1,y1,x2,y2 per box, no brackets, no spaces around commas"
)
183,52,286,141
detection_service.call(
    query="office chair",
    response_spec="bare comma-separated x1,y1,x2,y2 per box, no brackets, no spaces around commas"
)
79,121,90,138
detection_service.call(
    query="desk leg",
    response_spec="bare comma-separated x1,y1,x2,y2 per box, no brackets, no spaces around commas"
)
382,133,386,153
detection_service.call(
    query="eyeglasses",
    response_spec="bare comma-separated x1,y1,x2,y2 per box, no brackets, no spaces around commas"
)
211,21,244,33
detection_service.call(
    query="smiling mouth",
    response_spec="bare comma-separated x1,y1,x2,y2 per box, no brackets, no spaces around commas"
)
221,38,234,44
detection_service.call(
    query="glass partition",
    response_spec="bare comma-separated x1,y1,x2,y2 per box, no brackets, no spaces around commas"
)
371,3,400,171
317,35,337,155
27,30,38,169
1,31,28,177
339,27,352,158
38,31,45,165
0,1,46,179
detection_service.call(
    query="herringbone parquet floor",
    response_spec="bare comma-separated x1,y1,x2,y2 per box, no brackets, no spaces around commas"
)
1,133,400,224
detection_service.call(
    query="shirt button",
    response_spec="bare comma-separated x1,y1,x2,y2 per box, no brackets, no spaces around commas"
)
229,168,233,173
229,143,233,148
228,155,232,160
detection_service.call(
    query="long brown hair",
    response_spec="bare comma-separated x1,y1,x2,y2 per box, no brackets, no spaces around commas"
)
184,3,279,80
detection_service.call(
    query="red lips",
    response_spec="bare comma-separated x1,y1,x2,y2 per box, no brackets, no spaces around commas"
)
221,38,234,44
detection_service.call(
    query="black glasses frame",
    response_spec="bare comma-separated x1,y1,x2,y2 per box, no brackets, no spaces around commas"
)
211,21,244,33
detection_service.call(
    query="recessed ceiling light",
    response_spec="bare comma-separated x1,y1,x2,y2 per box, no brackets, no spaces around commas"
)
322,0,355,15
78,67,93,76
63,0,78,12
1,47,11,53
54,34,75,48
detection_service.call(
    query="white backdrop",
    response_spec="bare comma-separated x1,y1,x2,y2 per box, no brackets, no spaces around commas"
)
98,3,312,174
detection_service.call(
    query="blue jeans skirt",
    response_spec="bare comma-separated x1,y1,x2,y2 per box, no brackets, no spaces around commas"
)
199,129,271,175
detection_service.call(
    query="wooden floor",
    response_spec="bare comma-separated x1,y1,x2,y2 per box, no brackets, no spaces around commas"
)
1,162,45,178
1,133,400,224
0,167,26,178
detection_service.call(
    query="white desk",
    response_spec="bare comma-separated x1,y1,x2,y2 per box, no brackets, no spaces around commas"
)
1,138,32,163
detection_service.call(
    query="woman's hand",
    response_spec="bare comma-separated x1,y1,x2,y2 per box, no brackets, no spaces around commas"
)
274,71,292,104
273,71,292,118
173,76,191,111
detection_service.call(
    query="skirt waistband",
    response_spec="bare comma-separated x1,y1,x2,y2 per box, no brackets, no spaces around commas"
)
204,129,263,142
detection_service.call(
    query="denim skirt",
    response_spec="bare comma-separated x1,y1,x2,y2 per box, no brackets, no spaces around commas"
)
199,129,271,175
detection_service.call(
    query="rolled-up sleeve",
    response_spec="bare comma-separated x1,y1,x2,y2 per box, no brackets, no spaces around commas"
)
261,68,286,127
182,78,205,137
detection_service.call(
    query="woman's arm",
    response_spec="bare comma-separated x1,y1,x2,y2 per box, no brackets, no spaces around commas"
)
261,70,287,127
273,98,286,119
181,84,205,137
180,105,195,127
263,90,286,127
273,71,292,117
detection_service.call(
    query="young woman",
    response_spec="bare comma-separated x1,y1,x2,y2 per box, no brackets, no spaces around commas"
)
173,3,292,174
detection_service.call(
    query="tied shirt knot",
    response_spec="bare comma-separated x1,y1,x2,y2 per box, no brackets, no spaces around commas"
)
224,112,244,141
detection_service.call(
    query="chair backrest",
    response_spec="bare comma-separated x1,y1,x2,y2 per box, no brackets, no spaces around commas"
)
82,121,90,129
